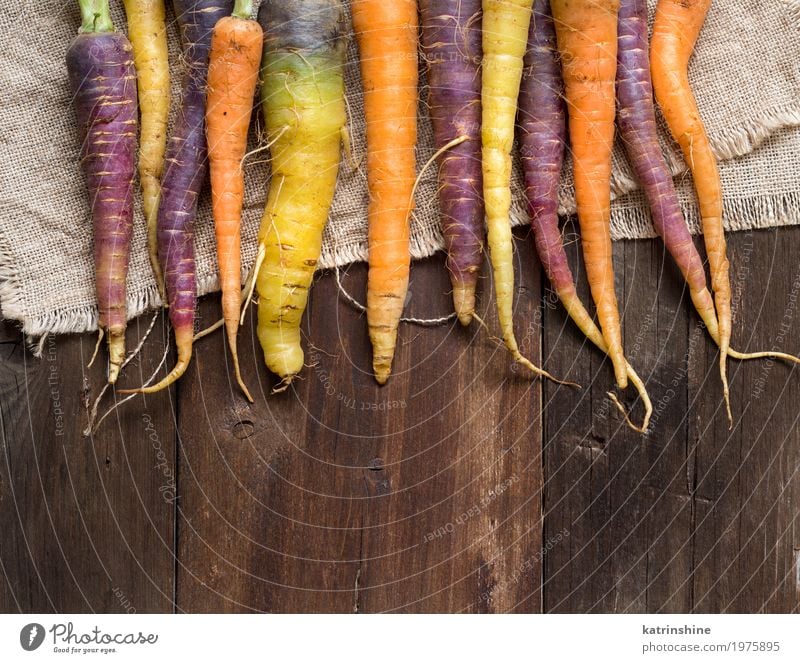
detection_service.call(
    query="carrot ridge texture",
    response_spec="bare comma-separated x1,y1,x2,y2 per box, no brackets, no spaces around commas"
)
67,1,138,384
256,0,347,386
206,4,262,402
352,0,419,384
519,0,650,432
420,0,484,326
550,0,628,390
122,0,169,300
124,0,233,395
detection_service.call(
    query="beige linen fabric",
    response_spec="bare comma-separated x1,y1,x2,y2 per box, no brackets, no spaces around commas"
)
1,0,800,342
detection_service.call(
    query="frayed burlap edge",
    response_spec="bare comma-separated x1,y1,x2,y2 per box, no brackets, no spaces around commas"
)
782,0,800,25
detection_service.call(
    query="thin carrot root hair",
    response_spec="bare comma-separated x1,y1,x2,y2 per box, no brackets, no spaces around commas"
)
87,328,104,369
84,310,161,435
515,353,581,389
118,325,193,395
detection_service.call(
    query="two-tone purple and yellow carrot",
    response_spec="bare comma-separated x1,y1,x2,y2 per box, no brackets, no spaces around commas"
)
419,0,484,325
518,0,651,431
123,0,233,395
67,0,138,384
256,0,347,388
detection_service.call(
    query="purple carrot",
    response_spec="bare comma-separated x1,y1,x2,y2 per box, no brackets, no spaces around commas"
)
615,0,719,339
517,0,651,431
419,0,484,326
67,0,137,384
124,0,233,395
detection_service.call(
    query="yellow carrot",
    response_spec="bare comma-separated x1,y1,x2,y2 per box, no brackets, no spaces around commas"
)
255,0,347,387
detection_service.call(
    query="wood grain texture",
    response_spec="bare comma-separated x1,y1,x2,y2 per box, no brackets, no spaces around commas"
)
176,236,544,613
0,317,176,613
1,229,798,613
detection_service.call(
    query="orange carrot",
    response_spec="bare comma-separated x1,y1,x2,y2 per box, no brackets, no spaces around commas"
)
351,0,418,385
650,0,734,421
205,0,262,402
550,0,628,390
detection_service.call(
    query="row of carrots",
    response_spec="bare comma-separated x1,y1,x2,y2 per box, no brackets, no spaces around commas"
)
68,0,799,433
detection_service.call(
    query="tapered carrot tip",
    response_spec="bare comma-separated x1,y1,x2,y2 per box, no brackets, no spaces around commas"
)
606,364,653,435
452,283,476,327
369,337,395,385
234,364,254,403
263,345,304,386
106,330,126,385
226,324,253,403
118,326,193,395
373,363,391,386
614,366,629,391
721,357,733,429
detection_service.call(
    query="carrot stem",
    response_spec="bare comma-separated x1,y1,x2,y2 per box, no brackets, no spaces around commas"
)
232,0,252,19
78,0,113,33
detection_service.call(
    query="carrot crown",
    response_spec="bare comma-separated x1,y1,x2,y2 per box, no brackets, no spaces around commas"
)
78,0,113,33
233,0,253,21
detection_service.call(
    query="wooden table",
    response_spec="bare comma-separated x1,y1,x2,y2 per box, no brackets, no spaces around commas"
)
1,223,798,613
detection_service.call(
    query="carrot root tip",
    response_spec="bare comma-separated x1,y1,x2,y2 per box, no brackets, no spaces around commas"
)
227,324,253,403
607,391,651,435
118,355,190,396
106,330,126,385
271,375,295,395
374,368,390,386
234,362,253,403
452,283,476,327
514,353,579,389
719,352,733,428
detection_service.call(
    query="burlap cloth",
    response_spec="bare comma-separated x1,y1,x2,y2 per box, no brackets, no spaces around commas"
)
2,0,800,343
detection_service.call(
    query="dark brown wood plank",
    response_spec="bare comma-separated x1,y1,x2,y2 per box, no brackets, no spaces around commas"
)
175,236,544,613
542,220,694,613
690,227,800,613
356,232,543,614
0,317,176,613
174,287,362,613
3,229,798,614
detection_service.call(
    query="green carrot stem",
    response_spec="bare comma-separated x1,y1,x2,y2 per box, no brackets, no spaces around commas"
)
233,0,253,20
78,0,114,33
